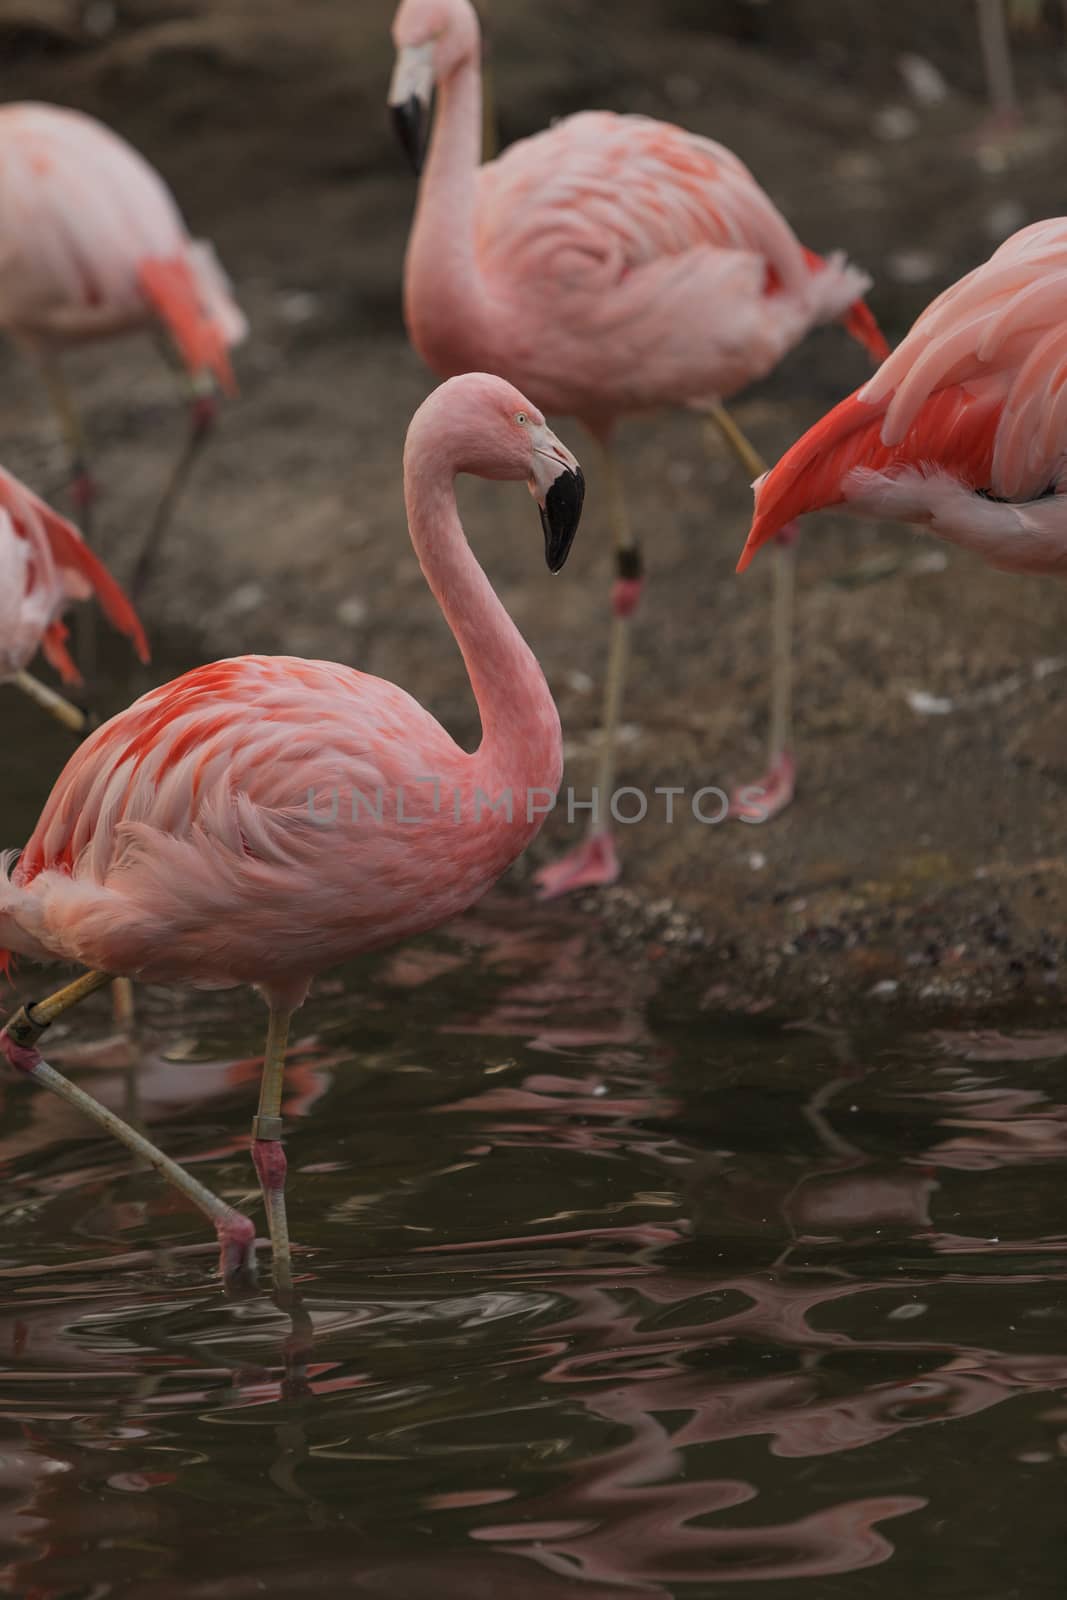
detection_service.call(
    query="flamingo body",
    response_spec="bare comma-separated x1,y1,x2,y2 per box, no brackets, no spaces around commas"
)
403,95,886,423
739,219,1067,576
0,655,552,1006
0,103,245,389
0,465,147,684
0,374,582,1013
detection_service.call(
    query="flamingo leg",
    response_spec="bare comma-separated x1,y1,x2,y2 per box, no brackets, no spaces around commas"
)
40,358,99,689
39,358,96,535
977,0,1020,125
112,976,135,1032
128,368,216,601
12,669,86,733
251,1006,295,1295
0,969,256,1281
702,402,797,824
534,439,632,898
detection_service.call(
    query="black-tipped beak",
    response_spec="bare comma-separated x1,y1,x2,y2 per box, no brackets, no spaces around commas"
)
540,465,585,573
391,96,429,176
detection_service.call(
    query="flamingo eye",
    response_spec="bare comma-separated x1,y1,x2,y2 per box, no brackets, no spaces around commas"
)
514,411,529,426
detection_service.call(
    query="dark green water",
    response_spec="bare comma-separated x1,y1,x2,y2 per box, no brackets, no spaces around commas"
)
3,683,1067,1598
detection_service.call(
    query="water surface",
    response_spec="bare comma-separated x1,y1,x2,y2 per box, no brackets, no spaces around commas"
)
1,884,1066,1598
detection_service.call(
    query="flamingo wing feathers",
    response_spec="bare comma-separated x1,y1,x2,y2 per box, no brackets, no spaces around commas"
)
13,657,439,890
478,113,810,293
6,469,150,664
738,218,1067,570
139,256,237,396
475,112,881,350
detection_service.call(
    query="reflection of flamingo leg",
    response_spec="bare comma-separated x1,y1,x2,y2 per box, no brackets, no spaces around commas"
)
110,978,141,1128
251,1007,295,1294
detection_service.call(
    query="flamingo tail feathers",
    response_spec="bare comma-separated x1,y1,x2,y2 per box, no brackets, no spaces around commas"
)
138,255,237,396
736,385,1003,572
39,500,150,663
800,247,890,364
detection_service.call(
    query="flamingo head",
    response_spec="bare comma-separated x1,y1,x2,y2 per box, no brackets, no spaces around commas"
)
389,0,480,174
409,374,586,573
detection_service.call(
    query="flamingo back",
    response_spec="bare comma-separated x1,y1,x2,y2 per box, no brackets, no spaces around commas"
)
476,112,811,297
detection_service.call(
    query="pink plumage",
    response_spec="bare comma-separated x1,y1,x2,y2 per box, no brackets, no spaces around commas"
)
739,218,1067,576
0,374,582,1014
391,0,886,422
0,103,246,390
0,464,148,684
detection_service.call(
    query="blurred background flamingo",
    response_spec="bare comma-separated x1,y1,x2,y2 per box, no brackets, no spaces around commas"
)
0,462,146,732
0,102,246,604
389,0,889,897
738,218,1067,582
0,372,584,1291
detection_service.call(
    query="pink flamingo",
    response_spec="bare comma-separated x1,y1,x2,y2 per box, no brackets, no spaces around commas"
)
0,463,147,732
389,0,889,896
0,102,246,596
0,372,584,1291
738,218,1067,582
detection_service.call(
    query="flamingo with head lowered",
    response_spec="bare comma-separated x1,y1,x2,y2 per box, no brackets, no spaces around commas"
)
388,0,889,896
0,372,585,1292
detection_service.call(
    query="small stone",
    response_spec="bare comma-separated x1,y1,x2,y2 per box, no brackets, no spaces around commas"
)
277,290,320,325
897,53,949,107
873,105,920,142
336,595,368,627
907,689,954,717
224,581,265,616
888,250,940,285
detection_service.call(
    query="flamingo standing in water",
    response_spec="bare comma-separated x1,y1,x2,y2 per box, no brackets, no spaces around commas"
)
0,103,246,597
737,219,1067,582
0,464,147,731
0,373,585,1290
388,0,889,896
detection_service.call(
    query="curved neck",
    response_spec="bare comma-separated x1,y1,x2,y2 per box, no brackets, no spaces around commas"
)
404,447,562,799
404,56,493,368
